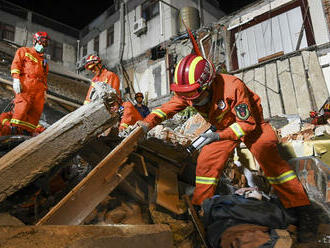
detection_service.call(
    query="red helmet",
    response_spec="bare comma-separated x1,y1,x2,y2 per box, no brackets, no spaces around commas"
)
135,92,144,99
171,54,215,100
33,31,50,46
84,54,101,70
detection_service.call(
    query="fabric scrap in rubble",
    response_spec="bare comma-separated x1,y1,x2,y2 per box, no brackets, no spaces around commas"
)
201,194,296,248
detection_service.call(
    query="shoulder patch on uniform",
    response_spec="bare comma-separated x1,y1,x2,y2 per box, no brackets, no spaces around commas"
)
235,103,250,120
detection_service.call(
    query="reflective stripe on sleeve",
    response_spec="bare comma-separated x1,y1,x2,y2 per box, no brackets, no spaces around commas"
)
84,100,90,105
151,109,167,119
229,123,245,138
2,118,10,125
267,170,297,184
196,176,219,185
11,69,20,74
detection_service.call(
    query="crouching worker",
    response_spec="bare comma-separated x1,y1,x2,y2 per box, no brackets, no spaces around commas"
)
134,52,322,241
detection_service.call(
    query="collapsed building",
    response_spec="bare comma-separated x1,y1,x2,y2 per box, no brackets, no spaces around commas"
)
0,0,330,247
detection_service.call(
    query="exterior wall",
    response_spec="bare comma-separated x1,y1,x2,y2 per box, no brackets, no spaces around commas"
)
227,0,329,45
79,0,224,101
0,9,78,72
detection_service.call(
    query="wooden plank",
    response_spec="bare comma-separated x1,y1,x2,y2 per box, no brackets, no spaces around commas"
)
258,51,284,63
0,225,173,248
302,51,330,110
0,101,119,203
254,66,269,119
37,127,144,225
265,62,283,116
156,166,185,215
277,59,298,115
289,55,312,119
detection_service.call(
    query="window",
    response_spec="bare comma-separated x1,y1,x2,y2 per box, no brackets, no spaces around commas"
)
107,25,114,47
0,22,15,41
48,40,63,62
94,35,99,54
142,1,159,21
230,0,315,70
82,45,87,57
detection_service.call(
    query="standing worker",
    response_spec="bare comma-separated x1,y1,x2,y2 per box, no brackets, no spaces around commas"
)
134,92,150,118
83,54,121,104
10,31,50,135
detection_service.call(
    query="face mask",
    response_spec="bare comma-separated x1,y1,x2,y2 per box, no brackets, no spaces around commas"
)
192,91,210,106
34,43,45,53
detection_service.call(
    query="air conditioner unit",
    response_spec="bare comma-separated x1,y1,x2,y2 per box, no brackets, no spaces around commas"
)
133,18,147,36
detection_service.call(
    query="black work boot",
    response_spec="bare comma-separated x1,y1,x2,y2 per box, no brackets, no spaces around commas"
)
22,129,32,136
10,126,18,135
295,201,330,243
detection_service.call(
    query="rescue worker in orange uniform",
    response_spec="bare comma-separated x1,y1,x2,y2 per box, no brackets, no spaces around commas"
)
137,53,310,212
83,54,121,105
10,31,50,135
0,111,13,136
119,101,143,130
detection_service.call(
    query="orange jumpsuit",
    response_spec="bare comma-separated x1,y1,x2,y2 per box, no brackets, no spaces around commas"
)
144,74,310,208
0,111,13,136
119,102,143,130
84,68,120,105
11,47,48,132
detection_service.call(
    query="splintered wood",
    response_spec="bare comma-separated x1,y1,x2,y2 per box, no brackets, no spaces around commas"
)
0,101,119,203
37,127,144,225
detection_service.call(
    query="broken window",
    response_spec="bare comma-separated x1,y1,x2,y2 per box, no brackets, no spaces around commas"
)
230,0,315,70
150,45,166,60
48,40,63,62
94,35,99,54
142,0,159,21
107,25,114,47
0,22,15,41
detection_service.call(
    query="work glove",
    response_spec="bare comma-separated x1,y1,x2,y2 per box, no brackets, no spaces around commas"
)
13,78,21,94
134,120,150,135
199,131,220,147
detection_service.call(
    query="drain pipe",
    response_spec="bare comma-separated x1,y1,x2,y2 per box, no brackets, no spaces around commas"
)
119,1,125,62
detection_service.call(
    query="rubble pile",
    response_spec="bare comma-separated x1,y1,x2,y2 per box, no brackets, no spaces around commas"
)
0,108,329,247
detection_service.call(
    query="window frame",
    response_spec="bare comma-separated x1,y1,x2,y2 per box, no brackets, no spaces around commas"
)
0,22,15,41
107,25,114,47
229,0,315,71
48,40,63,62
141,0,159,21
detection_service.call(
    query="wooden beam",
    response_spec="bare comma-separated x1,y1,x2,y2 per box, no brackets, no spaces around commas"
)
0,77,81,108
37,127,144,225
0,101,119,202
